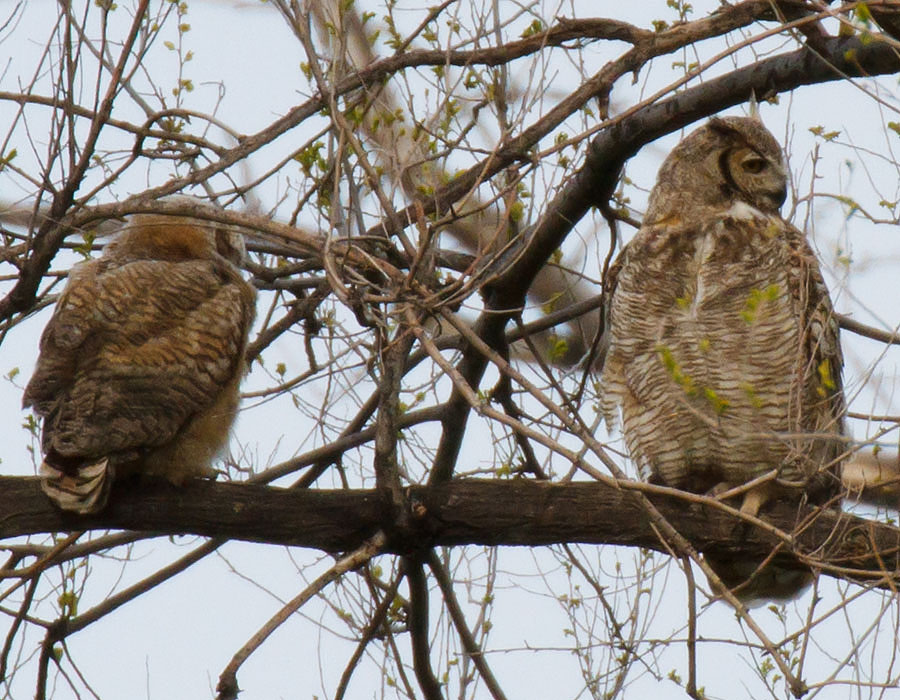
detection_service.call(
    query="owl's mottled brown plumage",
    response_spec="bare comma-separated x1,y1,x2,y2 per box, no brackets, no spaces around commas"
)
599,116,845,601
23,213,257,514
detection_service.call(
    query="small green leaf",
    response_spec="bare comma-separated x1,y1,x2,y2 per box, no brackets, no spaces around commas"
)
520,19,544,38
0,148,18,171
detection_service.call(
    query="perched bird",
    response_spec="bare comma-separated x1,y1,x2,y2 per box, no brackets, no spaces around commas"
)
23,211,256,514
598,115,845,601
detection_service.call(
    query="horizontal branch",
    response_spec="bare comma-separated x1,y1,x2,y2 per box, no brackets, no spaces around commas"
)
837,313,900,346
2,477,897,589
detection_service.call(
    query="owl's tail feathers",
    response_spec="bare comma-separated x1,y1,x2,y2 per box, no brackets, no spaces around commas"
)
39,458,113,515
703,554,812,606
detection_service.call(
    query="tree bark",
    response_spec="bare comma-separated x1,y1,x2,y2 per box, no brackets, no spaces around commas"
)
3,476,896,589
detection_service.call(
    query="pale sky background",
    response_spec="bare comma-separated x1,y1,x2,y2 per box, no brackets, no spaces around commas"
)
1,1,899,699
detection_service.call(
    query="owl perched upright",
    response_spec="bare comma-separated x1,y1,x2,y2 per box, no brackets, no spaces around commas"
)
23,212,257,514
599,116,845,601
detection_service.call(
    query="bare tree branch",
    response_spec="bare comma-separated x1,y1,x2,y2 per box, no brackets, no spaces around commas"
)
405,556,444,700
215,531,387,700
2,477,897,591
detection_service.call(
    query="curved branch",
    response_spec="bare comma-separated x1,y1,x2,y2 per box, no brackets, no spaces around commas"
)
492,33,900,295
427,551,510,700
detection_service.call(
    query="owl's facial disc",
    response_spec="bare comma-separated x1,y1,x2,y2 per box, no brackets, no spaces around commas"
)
723,146,787,213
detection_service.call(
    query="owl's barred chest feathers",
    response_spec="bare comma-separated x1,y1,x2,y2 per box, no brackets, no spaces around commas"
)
603,207,818,491
646,208,798,381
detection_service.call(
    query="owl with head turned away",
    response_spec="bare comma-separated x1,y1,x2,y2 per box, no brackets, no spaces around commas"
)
598,115,846,602
23,212,257,515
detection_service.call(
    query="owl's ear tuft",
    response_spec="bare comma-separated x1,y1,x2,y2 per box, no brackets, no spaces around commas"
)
748,90,761,121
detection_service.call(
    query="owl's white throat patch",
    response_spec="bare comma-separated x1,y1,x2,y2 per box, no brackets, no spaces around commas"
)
725,200,766,221
689,230,718,317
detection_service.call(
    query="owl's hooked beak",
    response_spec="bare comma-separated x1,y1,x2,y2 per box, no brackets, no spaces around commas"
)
762,183,787,212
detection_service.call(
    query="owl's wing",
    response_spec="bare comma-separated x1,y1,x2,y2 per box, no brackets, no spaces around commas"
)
25,257,255,462
23,261,102,414
595,243,627,377
596,221,676,429
787,225,846,457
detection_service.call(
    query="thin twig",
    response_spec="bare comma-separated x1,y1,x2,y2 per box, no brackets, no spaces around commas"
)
427,551,509,700
215,531,387,700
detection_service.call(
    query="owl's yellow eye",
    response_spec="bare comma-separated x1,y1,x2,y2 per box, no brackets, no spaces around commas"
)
742,156,768,174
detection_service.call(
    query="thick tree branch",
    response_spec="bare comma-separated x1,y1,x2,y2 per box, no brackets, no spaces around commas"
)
405,555,444,700
2,477,897,591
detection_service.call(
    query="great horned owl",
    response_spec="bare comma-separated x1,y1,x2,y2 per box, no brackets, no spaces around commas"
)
23,212,257,514
599,116,845,601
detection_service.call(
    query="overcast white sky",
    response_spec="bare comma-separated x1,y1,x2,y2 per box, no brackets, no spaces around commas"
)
1,1,900,698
